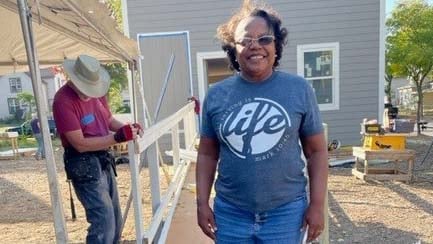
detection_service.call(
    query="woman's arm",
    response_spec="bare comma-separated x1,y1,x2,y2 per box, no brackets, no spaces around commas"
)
301,132,328,242
196,136,219,240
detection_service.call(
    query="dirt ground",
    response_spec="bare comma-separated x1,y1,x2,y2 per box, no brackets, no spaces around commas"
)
1,135,433,244
0,147,169,244
328,135,433,244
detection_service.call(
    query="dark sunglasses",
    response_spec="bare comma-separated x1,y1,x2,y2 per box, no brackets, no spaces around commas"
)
235,35,275,47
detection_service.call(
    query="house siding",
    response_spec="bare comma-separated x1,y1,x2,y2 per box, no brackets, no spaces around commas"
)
126,0,380,145
0,69,60,120
138,34,191,122
0,73,33,119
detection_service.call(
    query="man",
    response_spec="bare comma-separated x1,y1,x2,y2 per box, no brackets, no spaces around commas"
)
53,54,142,243
30,113,44,160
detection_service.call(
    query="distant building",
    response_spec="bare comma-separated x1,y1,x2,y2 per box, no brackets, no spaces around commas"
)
0,67,65,119
396,78,433,113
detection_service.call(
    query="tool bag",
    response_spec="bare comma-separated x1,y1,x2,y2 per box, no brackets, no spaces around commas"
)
63,148,116,182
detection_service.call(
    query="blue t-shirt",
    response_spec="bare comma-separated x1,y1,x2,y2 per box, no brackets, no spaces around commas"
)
201,71,323,212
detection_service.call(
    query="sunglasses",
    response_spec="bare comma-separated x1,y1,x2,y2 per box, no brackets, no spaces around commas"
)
235,35,275,47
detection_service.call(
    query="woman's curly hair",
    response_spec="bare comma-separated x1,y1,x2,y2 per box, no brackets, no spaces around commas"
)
216,0,288,71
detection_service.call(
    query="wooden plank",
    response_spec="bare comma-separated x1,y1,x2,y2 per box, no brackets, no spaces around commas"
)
367,168,396,174
352,146,415,161
145,160,189,242
171,125,180,170
136,102,195,153
165,149,198,162
364,174,410,182
352,146,415,183
128,142,145,243
352,168,410,181
352,168,366,181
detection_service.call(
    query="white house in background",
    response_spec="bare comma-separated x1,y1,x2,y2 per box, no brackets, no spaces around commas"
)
390,77,409,105
396,79,433,111
0,67,65,119
121,89,130,108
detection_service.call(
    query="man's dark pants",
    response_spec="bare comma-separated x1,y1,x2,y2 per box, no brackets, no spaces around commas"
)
71,160,122,243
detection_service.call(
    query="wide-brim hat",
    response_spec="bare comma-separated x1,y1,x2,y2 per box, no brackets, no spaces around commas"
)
63,55,110,98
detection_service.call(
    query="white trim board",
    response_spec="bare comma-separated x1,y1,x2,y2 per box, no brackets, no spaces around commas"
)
297,42,340,111
196,50,227,110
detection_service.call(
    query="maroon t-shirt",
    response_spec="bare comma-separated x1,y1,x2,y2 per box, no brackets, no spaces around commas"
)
53,84,112,148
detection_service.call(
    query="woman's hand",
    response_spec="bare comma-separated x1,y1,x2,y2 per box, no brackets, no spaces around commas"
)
303,203,324,242
197,203,217,240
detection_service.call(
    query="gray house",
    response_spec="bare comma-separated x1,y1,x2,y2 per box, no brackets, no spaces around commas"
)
124,0,385,145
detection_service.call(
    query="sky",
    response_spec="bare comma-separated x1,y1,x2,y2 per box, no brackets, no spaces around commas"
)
386,0,433,14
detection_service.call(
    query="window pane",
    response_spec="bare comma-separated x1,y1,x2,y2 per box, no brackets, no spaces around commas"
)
309,78,333,104
9,77,22,93
7,98,18,114
304,51,333,78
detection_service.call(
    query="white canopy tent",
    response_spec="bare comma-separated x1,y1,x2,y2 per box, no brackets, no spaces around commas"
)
0,0,137,75
0,0,138,242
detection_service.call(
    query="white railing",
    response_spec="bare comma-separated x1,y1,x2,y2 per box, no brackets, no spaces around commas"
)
127,102,197,244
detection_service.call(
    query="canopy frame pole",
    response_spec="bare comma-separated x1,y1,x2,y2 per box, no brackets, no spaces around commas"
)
62,0,133,61
17,0,68,243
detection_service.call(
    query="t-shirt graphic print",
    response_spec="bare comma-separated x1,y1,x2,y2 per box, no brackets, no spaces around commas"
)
219,97,291,161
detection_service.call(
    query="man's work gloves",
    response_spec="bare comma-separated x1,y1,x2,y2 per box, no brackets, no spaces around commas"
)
114,123,144,143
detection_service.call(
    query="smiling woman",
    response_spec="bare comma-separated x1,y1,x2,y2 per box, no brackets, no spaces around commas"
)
195,1,328,243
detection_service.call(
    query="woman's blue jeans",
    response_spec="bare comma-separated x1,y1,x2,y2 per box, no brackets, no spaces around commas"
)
72,165,122,244
214,195,307,244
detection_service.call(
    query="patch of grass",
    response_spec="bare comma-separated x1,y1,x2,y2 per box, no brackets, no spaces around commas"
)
0,135,61,151
0,136,36,151
0,124,18,132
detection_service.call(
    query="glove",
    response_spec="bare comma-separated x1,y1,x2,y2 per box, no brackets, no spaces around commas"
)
188,97,200,114
114,124,133,143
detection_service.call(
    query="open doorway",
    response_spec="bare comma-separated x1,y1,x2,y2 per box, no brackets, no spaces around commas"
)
197,51,234,104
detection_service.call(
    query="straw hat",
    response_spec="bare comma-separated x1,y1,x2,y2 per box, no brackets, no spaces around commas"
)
63,55,110,98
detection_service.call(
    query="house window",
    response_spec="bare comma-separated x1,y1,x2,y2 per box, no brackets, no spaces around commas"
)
7,98,20,114
297,42,339,111
9,77,22,93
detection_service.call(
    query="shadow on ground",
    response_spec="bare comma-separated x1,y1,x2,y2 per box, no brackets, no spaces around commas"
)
0,177,52,223
329,192,421,243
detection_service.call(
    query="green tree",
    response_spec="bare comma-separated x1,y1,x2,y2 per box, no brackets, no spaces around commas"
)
107,0,123,29
385,50,403,104
16,91,35,120
386,0,433,134
104,63,129,113
105,0,130,113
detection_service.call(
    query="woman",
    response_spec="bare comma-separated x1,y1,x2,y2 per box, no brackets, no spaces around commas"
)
196,1,328,243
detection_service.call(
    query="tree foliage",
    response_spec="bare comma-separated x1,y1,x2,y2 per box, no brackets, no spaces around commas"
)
17,91,35,119
107,0,123,30
386,0,433,133
104,63,128,112
105,0,130,113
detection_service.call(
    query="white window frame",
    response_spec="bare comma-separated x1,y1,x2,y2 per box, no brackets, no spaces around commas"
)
297,42,340,111
196,51,227,107
9,77,22,93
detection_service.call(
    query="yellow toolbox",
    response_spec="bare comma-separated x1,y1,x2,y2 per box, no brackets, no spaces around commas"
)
363,134,406,150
